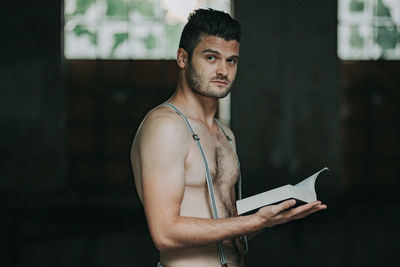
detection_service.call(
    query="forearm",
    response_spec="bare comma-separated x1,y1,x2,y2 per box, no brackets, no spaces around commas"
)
150,213,262,251
150,199,326,251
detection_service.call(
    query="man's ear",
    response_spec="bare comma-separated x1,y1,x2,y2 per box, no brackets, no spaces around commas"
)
177,48,188,69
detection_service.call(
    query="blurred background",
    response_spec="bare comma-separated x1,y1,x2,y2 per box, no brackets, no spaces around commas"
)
1,0,399,266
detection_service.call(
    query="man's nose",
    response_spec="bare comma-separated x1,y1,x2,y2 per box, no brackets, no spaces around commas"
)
216,62,228,77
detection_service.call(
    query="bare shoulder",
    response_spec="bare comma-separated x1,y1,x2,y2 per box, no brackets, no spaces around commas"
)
131,105,190,202
144,104,183,126
134,105,191,153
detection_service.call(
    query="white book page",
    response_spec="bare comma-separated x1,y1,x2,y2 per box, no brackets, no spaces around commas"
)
295,167,329,192
289,186,317,203
236,185,292,215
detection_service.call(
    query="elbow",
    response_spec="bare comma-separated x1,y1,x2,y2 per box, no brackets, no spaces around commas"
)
152,232,169,251
154,239,171,252
151,229,180,252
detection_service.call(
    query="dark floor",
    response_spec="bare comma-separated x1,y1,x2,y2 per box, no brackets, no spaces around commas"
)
2,186,399,267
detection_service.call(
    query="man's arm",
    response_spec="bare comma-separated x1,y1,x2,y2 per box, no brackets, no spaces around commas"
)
133,110,326,252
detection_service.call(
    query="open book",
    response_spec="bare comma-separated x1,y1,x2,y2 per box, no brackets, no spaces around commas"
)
236,167,329,215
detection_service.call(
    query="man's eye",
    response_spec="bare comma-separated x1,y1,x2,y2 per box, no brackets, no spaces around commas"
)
227,58,237,64
207,55,216,61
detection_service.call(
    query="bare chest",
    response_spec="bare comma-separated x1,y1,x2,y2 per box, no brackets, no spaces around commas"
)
185,130,239,191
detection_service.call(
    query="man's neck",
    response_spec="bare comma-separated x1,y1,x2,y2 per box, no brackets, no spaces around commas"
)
169,84,218,127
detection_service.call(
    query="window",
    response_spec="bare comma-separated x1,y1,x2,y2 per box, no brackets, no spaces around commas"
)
338,0,400,60
64,0,232,59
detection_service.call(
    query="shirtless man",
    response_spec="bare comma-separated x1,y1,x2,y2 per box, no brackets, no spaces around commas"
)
130,9,327,267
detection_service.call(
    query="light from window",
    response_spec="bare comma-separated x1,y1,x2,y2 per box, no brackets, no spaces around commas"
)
64,0,232,59
338,0,400,60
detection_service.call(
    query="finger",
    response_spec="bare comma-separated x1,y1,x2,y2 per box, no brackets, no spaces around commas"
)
272,199,296,214
290,201,321,213
292,204,327,220
293,208,319,220
285,201,323,217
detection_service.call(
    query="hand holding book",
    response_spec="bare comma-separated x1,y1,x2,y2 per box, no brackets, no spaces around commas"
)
237,168,329,215
254,199,327,228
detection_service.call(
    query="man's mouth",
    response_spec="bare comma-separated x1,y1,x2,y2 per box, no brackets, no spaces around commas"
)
211,80,228,85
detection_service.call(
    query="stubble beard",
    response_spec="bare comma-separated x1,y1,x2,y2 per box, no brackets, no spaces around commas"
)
186,60,232,99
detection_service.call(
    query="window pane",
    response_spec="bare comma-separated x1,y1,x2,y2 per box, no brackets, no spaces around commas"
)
338,0,400,60
64,0,232,59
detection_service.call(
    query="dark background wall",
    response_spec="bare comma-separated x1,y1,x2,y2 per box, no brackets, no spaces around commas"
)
1,0,399,266
233,1,399,266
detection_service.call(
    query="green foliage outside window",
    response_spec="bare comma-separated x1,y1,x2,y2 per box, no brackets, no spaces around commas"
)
64,0,231,59
338,0,400,60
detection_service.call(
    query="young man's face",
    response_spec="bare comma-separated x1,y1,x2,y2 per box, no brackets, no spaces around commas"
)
185,35,240,99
